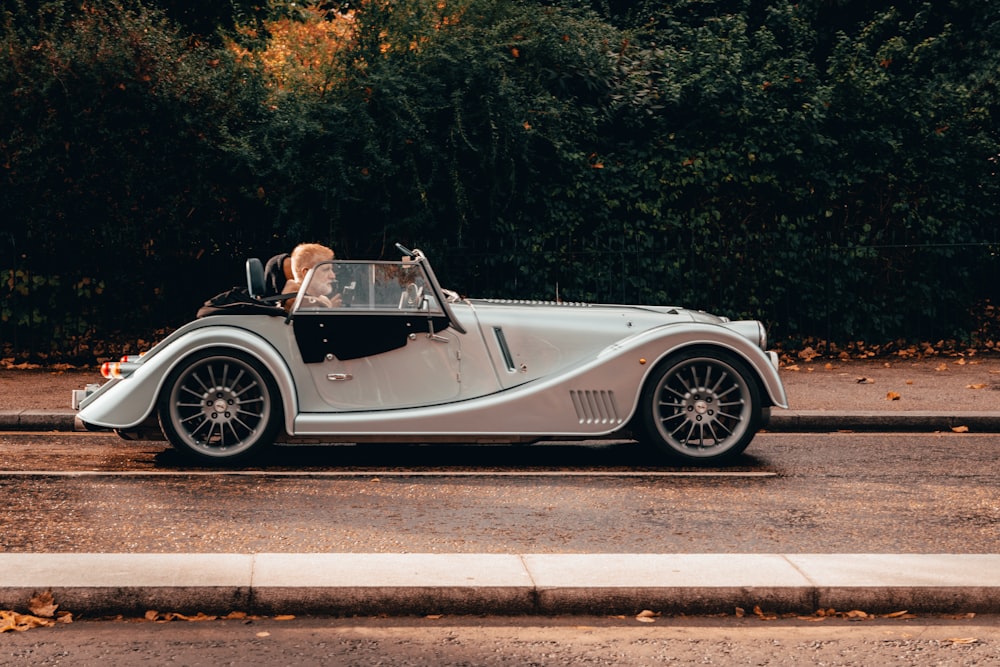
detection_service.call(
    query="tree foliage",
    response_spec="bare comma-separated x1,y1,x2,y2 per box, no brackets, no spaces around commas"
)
1,0,997,361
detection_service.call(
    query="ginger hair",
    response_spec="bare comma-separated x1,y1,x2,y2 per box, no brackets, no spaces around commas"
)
290,243,334,282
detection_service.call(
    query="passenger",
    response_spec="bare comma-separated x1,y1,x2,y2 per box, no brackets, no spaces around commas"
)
282,243,342,311
263,252,293,298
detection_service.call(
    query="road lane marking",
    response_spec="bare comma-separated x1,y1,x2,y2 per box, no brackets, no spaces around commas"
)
0,470,777,478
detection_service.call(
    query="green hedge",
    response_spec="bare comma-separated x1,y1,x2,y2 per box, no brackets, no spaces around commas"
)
1,0,997,361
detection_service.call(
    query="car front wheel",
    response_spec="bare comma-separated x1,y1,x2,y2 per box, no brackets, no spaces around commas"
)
640,348,762,463
158,350,282,463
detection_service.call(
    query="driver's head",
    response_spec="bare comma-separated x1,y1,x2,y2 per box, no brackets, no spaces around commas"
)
291,243,335,282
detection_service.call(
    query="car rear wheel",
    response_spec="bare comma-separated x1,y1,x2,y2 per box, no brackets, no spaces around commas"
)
158,350,281,463
640,348,762,463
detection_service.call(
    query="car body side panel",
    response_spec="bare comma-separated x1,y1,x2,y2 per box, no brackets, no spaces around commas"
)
292,323,786,438
459,301,696,391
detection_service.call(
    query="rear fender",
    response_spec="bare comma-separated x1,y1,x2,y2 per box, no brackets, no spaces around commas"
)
77,327,297,433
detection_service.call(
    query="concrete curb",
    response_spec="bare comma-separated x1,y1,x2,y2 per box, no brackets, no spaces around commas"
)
2,553,999,617
4,409,1000,434
767,410,1000,433
0,410,80,431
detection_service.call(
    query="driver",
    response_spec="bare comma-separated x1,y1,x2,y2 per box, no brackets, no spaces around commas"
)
282,243,343,311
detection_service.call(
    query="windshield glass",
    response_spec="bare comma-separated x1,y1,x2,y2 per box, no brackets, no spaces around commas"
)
294,260,444,314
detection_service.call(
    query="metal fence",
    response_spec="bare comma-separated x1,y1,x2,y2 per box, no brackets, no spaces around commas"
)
2,239,997,360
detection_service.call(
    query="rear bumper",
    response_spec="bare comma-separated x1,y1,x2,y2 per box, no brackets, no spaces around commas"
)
71,384,103,411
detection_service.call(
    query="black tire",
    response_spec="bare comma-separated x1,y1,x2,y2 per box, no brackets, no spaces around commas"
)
157,350,282,463
640,348,762,463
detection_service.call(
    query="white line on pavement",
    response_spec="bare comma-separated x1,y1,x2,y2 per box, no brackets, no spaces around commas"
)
0,470,777,478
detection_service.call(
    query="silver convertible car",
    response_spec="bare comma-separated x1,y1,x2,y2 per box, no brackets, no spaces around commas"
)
73,245,787,464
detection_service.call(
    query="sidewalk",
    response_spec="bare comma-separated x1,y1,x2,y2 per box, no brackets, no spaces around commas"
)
1,359,999,618
2,553,999,616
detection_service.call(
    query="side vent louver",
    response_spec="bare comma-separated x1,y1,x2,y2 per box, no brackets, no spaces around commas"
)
570,390,622,424
493,327,515,371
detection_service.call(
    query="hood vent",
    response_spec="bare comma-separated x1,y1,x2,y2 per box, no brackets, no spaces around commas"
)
480,298,593,307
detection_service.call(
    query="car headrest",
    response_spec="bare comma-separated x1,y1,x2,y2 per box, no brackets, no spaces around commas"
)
246,258,265,298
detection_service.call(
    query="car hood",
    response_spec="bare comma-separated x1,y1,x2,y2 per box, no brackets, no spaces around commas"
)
464,298,764,348
468,298,728,323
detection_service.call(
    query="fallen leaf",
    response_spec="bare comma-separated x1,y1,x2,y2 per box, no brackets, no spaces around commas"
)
824,363,834,370
0,610,55,632
857,377,874,384
967,383,987,390
883,610,912,618
162,612,217,622
256,631,271,638
785,364,800,371
936,363,948,371
28,592,58,618
734,607,745,618
753,605,777,621
906,380,914,385
945,637,978,645
274,614,296,621
425,614,443,620
886,391,901,401
952,425,970,433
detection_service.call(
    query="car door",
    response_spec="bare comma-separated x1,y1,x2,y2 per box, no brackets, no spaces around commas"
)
291,260,462,410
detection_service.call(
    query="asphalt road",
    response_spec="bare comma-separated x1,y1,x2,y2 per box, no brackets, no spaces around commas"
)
6,614,1000,666
1,431,997,554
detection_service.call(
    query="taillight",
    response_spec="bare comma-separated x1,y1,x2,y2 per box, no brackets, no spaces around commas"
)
101,361,140,379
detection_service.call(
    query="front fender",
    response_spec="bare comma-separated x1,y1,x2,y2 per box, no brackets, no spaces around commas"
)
77,325,298,433
607,323,788,412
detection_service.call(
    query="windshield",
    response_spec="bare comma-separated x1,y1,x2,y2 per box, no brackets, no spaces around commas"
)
294,260,444,314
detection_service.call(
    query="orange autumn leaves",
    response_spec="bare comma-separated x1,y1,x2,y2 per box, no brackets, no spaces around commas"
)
1,592,71,633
